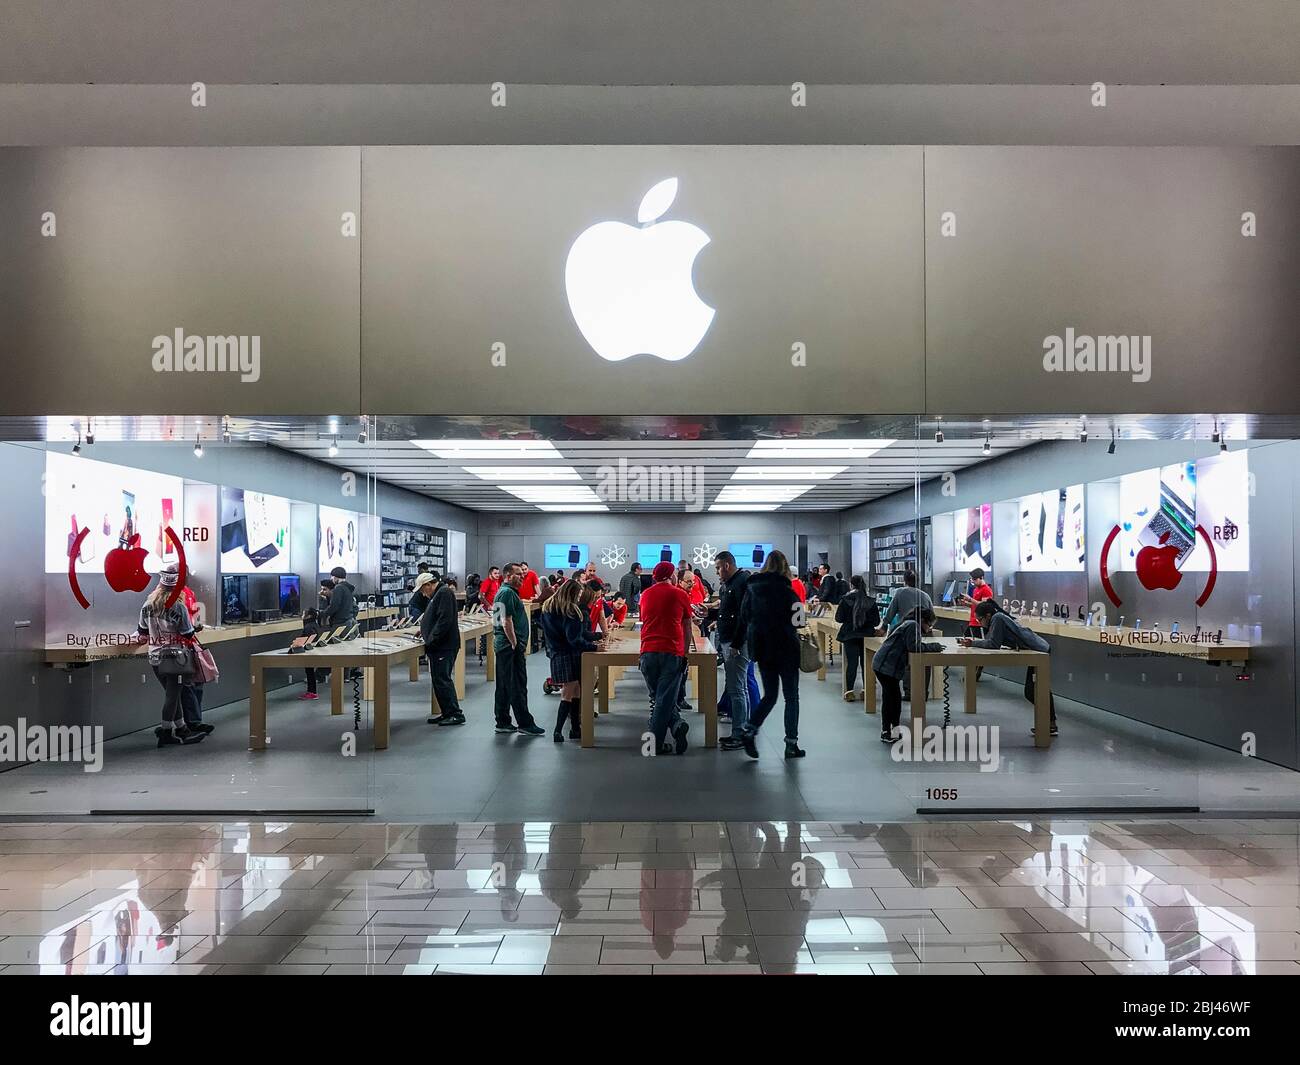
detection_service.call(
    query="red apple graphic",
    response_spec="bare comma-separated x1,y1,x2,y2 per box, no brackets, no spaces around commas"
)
104,534,151,593
1135,531,1183,592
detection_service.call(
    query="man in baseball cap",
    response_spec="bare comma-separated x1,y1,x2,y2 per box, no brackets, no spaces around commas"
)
638,561,692,755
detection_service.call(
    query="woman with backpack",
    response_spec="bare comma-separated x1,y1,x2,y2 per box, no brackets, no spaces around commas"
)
835,574,881,702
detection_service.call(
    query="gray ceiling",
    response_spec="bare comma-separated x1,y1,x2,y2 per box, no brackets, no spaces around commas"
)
271,436,1031,512
4,1,1299,85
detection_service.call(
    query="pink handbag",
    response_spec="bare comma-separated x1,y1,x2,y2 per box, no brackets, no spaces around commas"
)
192,644,220,685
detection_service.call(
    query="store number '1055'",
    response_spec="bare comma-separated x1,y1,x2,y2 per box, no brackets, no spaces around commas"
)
926,788,958,801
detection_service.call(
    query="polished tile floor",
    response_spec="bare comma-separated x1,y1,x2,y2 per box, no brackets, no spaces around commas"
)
0,818,1297,974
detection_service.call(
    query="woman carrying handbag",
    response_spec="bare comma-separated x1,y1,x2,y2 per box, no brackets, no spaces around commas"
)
137,564,207,747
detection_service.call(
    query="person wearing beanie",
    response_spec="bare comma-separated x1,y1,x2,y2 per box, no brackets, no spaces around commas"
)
137,564,206,747
637,561,693,755
419,572,466,726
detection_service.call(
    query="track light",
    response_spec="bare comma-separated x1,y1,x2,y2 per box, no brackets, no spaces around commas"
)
1107,429,1116,455
934,428,944,443
981,433,990,456
222,417,231,445
1220,436,1228,453
85,421,95,446
357,427,368,444
72,431,81,456
194,435,204,458
328,436,339,458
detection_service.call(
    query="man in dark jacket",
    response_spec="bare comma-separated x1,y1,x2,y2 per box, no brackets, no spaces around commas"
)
408,571,435,619
962,599,1057,736
712,551,752,750
420,573,464,726
618,562,643,613
321,566,359,629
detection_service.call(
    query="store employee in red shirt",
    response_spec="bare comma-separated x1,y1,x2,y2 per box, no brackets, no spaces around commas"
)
638,561,693,756
518,561,540,600
480,566,502,609
957,567,993,633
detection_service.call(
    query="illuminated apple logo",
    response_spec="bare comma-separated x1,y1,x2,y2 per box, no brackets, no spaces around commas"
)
1135,531,1183,592
565,178,715,362
104,534,151,594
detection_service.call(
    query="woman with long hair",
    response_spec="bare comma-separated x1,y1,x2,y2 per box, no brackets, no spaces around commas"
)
540,577,606,742
136,564,205,747
835,574,881,701
736,549,805,759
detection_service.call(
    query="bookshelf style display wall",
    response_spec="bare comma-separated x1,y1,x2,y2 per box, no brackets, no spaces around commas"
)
380,518,446,597
870,521,919,593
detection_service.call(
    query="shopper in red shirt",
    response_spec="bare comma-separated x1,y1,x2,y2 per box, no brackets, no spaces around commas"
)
638,561,693,755
585,579,608,636
790,575,807,603
680,569,707,608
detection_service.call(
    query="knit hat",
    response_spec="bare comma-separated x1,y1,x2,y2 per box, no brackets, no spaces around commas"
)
414,572,436,591
159,563,181,588
652,561,675,582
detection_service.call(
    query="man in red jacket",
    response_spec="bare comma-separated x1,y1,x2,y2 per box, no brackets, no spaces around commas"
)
638,561,692,755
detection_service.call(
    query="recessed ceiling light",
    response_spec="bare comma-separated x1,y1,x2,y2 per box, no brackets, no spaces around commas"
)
536,504,609,512
463,466,580,481
709,503,780,512
715,484,813,503
746,439,894,459
500,484,600,504
730,466,846,480
413,439,560,460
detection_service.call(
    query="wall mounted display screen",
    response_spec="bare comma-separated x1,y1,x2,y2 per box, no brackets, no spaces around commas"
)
728,543,775,568
44,451,184,574
544,543,589,569
637,543,682,569
318,505,361,574
1017,485,1085,572
1117,453,1249,572
219,487,292,574
279,575,302,615
952,505,992,572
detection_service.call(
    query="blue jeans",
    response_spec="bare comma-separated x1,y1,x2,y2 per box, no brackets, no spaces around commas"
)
721,644,751,735
640,651,685,746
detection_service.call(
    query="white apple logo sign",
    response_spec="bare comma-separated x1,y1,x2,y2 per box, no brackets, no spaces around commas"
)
565,178,715,363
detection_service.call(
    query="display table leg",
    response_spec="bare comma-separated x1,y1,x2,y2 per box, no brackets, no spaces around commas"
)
699,655,718,748
249,664,266,750
455,647,466,699
1033,660,1052,748
865,671,877,715
599,664,610,716
580,655,596,748
485,637,495,681
363,667,375,701
909,659,926,733
816,629,829,681
374,662,390,750
331,667,344,716
965,665,978,714
409,656,420,682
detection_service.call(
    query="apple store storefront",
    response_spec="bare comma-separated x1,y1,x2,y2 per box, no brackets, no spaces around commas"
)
2,145,1300,826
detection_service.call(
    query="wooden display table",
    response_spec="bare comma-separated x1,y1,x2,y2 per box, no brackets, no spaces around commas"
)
578,631,718,750
904,636,1053,749
45,607,400,665
931,605,1249,665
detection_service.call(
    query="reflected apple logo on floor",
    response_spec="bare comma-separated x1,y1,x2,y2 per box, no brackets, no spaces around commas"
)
565,178,715,363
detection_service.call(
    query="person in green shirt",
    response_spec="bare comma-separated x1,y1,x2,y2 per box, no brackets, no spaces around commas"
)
491,563,543,735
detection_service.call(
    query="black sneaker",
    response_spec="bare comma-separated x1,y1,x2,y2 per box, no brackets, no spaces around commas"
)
741,730,759,759
880,731,895,743
656,742,676,756
784,739,806,759
676,701,692,712
517,724,546,737
494,723,517,734
720,736,745,751
1030,724,1060,737
438,713,466,727
672,719,689,755
188,723,215,735
157,727,205,748
428,714,448,725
